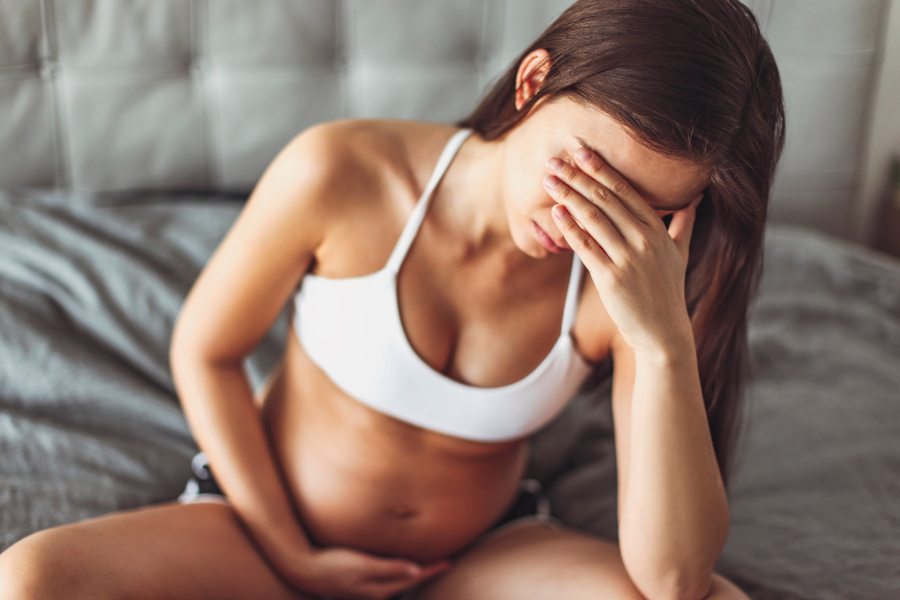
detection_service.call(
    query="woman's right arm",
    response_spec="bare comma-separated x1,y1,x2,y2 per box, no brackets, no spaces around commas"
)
169,124,332,577
169,123,450,598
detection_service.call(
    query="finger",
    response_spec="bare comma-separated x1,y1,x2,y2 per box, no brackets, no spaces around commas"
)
364,577,432,600
364,557,425,581
667,193,702,261
419,559,452,576
363,561,451,599
544,175,627,262
572,147,657,225
547,156,639,239
551,203,613,271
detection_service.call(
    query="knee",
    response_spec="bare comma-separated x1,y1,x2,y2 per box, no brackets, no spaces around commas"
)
0,528,109,600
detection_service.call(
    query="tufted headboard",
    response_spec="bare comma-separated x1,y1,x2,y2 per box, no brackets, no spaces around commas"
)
0,0,890,238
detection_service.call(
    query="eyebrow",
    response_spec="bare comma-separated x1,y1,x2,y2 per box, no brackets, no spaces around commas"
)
575,136,694,212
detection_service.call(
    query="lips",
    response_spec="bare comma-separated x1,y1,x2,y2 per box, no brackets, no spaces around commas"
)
533,221,569,254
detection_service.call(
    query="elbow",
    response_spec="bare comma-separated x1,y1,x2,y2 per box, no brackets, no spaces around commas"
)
169,323,228,372
168,312,194,368
640,570,713,600
622,549,717,600
168,328,197,381
621,508,730,600
168,324,211,396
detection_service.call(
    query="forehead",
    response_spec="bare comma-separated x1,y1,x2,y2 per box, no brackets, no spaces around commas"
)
550,98,708,209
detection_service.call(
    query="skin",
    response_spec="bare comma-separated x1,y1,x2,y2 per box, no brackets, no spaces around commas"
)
0,49,752,600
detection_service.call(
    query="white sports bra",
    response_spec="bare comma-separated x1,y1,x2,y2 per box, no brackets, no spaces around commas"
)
292,128,594,442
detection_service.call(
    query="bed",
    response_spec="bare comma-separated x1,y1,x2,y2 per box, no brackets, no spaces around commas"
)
2,188,898,598
1,1,898,598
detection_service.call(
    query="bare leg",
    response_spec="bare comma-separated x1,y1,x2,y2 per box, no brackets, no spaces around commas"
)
0,501,313,600
411,522,751,600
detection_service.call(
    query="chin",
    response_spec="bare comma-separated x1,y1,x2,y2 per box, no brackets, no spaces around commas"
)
522,245,547,259
511,223,550,259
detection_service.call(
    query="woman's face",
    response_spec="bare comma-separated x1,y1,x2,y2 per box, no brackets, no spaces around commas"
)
499,95,709,259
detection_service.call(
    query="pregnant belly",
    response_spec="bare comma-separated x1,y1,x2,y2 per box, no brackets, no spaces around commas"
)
260,349,529,563
285,440,526,563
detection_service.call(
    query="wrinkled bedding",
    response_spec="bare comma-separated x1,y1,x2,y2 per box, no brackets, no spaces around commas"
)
1,189,898,598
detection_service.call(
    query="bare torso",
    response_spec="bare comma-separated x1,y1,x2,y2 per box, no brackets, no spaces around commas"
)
258,333,531,563
253,120,614,563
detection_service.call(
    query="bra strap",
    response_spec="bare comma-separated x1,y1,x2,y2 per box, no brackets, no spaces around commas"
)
386,129,474,274
560,253,584,335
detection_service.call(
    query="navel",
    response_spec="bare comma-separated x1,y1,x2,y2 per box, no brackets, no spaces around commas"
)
389,505,420,520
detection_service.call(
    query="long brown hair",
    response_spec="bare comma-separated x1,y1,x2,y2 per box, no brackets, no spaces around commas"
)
460,0,785,488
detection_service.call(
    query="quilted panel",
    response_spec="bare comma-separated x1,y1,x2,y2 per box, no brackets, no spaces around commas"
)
349,65,481,121
347,0,487,65
0,74,57,187
494,0,580,67
345,0,490,122
0,0,42,68
51,0,192,66
0,0,890,239
213,69,344,187
59,72,207,190
206,0,339,67
479,0,575,87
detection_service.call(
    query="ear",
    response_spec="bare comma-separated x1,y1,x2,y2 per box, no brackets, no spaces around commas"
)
515,49,552,111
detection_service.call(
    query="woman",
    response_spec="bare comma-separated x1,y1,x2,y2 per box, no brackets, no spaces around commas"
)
0,0,784,599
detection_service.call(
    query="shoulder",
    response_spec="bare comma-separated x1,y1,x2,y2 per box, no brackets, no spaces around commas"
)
254,119,465,277
279,119,462,219
275,120,389,217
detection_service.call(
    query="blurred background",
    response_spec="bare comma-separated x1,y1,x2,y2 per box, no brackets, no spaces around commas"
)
0,0,898,253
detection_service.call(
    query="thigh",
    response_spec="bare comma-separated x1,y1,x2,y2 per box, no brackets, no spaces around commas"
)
409,522,749,600
0,501,313,600
411,522,644,600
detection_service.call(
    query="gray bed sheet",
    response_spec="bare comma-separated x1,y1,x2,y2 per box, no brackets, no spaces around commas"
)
1,189,898,598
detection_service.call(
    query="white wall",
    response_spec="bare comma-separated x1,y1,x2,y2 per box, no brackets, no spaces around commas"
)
855,0,900,243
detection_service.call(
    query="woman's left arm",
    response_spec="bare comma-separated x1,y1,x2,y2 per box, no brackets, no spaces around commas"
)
543,148,729,600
